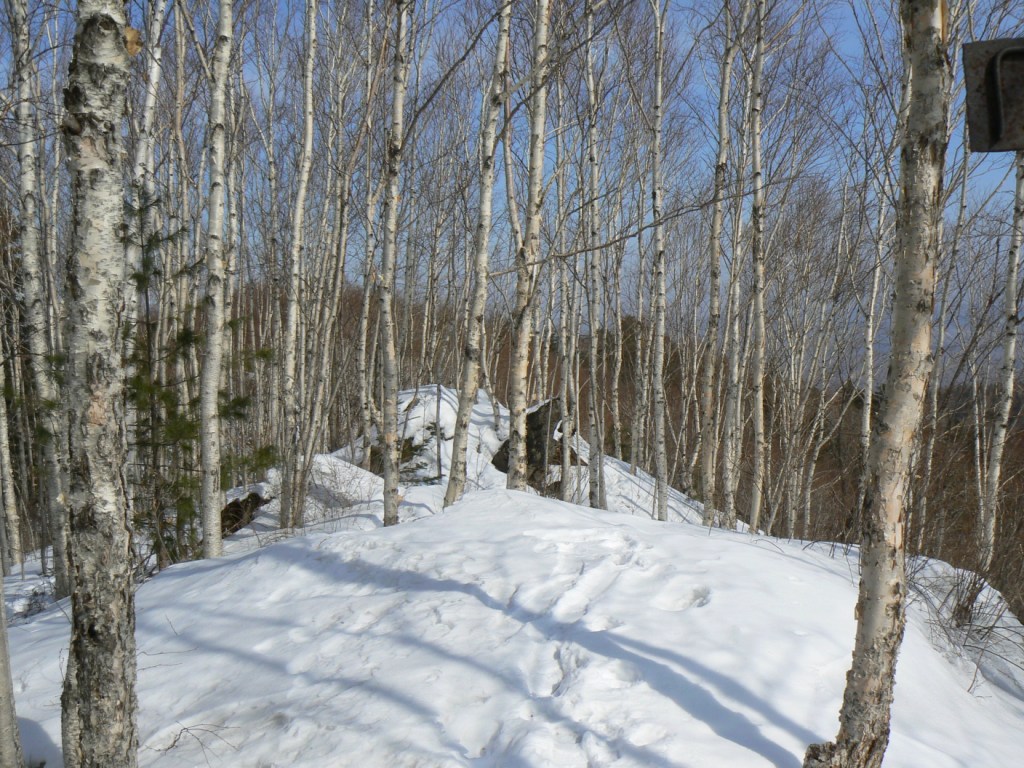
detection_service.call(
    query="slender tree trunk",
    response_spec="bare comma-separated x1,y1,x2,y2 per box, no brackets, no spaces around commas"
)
720,237,745,528
978,152,1024,574
126,0,169,308
170,7,192,521
610,243,624,460
127,0,170,567
748,0,767,533
60,2,139,763
856,59,909,535
720,69,753,531
631,180,649,475
200,0,233,558
0,360,22,570
0,565,22,766
970,368,986,551
379,0,412,527
358,254,379,470
554,86,577,502
262,69,283,461
7,0,71,597
359,0,380,470
444,0,512,508
650,0,669,521
914,115,964,553
804,2,949,765
914,274,947,552
585,0,606,510
507,0,551,491
701,0,747,522
280,0,319,530
856,227,883,524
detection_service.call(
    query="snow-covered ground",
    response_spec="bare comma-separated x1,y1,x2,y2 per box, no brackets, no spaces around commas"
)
6,386,1024,766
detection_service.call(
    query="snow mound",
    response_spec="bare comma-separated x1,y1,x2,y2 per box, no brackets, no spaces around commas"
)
10,490,1024,767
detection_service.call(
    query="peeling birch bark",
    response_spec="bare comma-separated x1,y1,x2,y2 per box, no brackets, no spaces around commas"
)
60,2,139,763
804,2,949,766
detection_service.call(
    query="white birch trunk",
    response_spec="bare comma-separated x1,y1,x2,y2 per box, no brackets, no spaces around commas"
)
631,180,648,475
507,0,551,491
649,0,669,521
700,1,747,523
359,0,380,470
379,0,412,527
585,0,606,510
125,0,169,555
914,116,964,553
0,359,22,570
444,0,512,508
280,0,319,530
804,2,949,765
747,0,767,533
0,565,22,766
358,254,378,471
126,0,169,305
60,2,139,762
971,370,986,552
200,0,233,558
719,271,743,528
554,90,577,502
914,275,947,552
978,152,1024,573
610,245,624,460
720,71,752,531
856,58,909,532
7,0,71,597
856,231,883,522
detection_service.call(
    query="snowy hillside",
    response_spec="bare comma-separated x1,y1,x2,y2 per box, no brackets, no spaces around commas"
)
6,387,1024,766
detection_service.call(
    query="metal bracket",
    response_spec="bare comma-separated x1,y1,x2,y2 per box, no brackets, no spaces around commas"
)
964,39,1024,153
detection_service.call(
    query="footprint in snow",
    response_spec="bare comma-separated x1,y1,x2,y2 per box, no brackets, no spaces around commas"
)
650,579,711,611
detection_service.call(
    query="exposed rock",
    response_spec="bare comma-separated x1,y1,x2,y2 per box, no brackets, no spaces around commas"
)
491,398,584,493
221,492,267,536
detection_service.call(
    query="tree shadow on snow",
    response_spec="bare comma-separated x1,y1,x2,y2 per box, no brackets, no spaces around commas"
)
261,544,810,767
18,716,61,767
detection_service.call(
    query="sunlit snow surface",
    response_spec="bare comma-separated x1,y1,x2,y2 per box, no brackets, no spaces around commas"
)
6,387,1024,766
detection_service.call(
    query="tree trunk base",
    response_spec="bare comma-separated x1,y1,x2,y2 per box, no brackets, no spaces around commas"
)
804,742,842,768
804,739,885,768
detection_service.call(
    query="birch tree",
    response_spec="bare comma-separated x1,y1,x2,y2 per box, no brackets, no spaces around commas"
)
747,0,766,532
804,0,950,764
280,0,319,530
6,0,72,597
700,0,749,523
60,0,139,763
507,0,551,491
718,66,751,531
649,0,669,521
584,0,607,510
379,0,412,526
200,0,234,557
357,0,381,471
0,566,22,767
0,360,22,570
444,0,512,508
977,152,1024,575
125,0,170,562
126,0,170,302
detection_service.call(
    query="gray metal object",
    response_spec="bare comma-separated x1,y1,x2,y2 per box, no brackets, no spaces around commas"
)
964,39,1024,153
